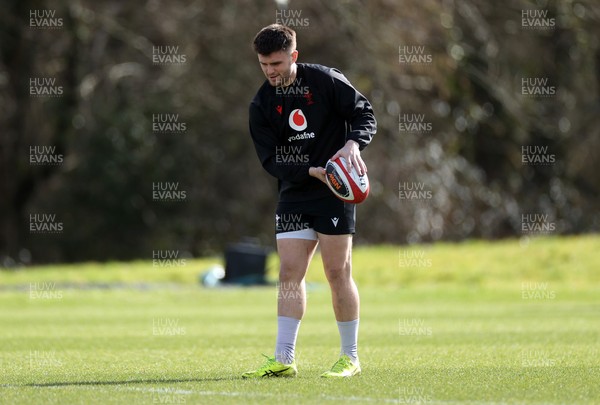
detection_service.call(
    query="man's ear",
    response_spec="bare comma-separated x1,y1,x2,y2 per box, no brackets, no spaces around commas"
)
291,50,298,63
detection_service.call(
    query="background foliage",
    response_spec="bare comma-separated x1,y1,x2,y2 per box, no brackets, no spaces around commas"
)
1,0,599,264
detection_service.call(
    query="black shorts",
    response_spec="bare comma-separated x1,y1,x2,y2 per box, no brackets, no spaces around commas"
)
275,195,356,240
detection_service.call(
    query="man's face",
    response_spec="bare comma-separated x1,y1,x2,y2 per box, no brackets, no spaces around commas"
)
257,49,298,87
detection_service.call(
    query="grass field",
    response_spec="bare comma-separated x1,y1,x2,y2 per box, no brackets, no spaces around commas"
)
1,235,599,404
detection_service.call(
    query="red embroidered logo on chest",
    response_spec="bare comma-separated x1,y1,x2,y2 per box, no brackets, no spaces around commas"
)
276,105,283,115
303,91,315,106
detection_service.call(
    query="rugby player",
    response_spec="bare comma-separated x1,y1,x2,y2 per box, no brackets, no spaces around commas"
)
243,24,376,378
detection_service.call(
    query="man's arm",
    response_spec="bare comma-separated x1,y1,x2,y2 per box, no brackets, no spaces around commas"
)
311,68,377,178
249,102,311,182
329,68,377,151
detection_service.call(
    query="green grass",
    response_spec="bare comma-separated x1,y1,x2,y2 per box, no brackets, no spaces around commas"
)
2,234,598,289
1,235,599,404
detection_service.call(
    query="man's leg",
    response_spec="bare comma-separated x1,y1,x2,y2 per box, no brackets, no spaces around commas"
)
318,233,361,377
318,233,359,322
274,237,318,364
242,234,318,378
277,237,318,319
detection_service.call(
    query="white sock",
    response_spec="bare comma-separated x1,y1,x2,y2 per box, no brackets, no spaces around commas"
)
275,316,301,365
337,319,359,363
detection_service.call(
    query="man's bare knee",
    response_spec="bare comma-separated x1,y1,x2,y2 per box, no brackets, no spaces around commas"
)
324,263,352,285
279,263,306,282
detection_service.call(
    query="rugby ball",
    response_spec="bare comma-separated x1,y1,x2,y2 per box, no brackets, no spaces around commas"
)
325,157,369,204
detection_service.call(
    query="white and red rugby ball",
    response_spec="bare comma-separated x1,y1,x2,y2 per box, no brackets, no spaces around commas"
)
325,157,370,204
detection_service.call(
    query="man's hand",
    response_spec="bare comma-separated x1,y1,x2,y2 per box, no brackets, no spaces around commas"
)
330,140,367,176
309,166,327,184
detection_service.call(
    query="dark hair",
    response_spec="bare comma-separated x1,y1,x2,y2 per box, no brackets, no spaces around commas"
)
253,24,296,55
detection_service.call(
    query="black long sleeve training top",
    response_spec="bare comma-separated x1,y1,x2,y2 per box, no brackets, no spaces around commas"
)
249,63,376,203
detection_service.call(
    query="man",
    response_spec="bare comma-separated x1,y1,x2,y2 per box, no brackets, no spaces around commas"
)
243,24,376,378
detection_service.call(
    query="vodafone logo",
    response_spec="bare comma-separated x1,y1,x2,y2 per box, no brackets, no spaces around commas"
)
286,108,315,142
288,109,307,131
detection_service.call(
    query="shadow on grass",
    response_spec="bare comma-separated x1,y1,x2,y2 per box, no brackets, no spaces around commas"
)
23,377,234,387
